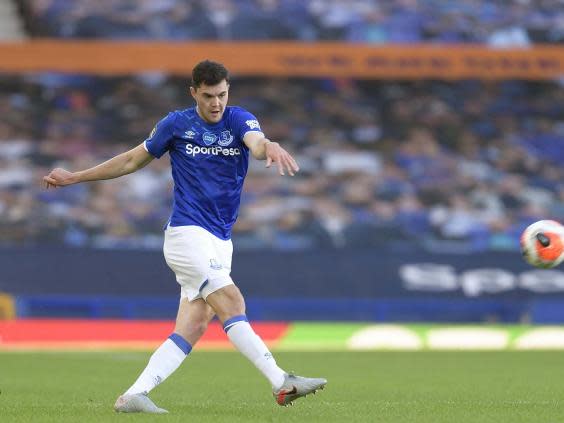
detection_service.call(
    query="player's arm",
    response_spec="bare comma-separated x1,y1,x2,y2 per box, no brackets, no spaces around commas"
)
243,132,299,176
43,143,154,188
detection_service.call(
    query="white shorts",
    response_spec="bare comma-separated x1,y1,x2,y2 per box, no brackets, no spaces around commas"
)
163,225,234,301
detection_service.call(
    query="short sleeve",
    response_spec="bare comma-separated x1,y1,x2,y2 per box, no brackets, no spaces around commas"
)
231,108,264,141
144,112,176,159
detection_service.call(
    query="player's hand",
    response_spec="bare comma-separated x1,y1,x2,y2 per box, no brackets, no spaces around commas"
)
265,142,300,176
42,168,76,189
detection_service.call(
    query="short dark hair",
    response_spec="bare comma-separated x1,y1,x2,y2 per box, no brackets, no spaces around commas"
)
191,60,229,89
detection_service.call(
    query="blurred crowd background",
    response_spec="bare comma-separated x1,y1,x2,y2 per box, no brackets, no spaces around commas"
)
0,73,562,252
0,0,561,323
19,0,564,45
2,0,563,253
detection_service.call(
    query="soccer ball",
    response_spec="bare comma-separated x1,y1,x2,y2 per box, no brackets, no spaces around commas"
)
520,220,564,269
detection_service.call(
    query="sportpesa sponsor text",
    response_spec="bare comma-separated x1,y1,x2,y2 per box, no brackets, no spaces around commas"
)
186,143,241,157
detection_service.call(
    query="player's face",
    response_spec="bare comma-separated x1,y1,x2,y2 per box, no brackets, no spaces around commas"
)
190,80,229,123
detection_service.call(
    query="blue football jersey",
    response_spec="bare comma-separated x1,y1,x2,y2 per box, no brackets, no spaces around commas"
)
144,106,263,240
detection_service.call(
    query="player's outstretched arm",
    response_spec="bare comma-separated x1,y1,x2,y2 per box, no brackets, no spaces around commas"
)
43,143,154,189
243,132,299,176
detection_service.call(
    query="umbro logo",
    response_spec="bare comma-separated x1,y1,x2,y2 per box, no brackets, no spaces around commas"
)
184,130,196,139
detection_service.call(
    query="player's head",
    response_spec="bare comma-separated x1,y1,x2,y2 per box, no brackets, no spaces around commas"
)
190,60,230,123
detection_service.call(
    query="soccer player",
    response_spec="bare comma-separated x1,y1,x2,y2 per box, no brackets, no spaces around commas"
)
43,60,327,413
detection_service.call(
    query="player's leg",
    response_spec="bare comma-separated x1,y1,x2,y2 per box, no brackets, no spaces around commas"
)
173,297,216,345
201,228,326,405
114,298,214,413
202,230,289,386
119,224,215,396
205,284,286,388
122,298,214,395
205,285,327,405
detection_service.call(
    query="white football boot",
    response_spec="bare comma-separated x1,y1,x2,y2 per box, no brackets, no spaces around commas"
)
114,393,168,414
273,373,327,406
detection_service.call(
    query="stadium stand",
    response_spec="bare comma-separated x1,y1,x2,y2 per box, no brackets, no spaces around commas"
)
2,1,563,323
0,0,26,39
17,0,564,44
0,74,561,253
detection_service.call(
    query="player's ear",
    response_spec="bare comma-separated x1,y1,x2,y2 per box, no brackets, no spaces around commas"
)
189,86,196,99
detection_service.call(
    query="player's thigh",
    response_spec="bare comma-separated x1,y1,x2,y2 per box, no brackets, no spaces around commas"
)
164,225,237,302
163,225,215,300
214,237,233,272
174,297,215,344
196,234,236,300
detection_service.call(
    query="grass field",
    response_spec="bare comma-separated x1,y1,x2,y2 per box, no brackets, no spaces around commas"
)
2,350,564,422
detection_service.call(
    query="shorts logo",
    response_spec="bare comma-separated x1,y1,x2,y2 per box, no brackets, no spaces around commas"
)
210,259,222,270
245,120,260,130
202,132,217,146
218,130,234,146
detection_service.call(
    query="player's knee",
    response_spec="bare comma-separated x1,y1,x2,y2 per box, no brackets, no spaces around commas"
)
191,318,209,339
205,284,246,321
175,317,208,342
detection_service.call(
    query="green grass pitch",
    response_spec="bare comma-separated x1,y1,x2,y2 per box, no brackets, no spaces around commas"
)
1,350,564,422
